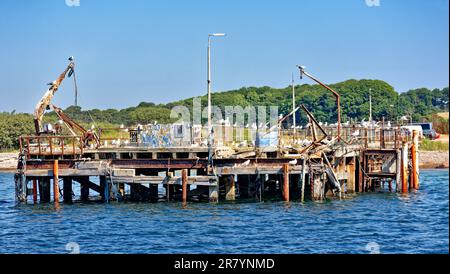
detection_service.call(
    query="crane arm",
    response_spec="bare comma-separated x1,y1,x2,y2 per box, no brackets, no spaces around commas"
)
52,104,100,148
33,61,74,134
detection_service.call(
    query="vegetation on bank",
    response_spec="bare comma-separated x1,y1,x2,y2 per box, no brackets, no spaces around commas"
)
0,79,448,151
420,139,449,152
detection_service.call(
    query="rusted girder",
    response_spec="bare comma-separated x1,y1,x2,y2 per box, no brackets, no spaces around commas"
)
297,66,341,139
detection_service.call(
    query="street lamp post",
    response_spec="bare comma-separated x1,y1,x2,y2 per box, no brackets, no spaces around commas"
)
207,33,225,161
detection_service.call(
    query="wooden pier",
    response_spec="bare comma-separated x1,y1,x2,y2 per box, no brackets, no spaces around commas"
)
14,124,421,204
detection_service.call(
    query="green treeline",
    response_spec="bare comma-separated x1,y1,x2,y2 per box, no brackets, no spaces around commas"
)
0,79,448,150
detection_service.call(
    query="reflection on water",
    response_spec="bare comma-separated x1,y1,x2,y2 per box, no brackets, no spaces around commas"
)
0,169,448,254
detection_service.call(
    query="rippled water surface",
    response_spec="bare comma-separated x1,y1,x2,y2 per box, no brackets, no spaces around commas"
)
0,170,448,254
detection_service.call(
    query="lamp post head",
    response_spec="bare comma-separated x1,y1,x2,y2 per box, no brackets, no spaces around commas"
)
296,65,306,79
209,33,226,37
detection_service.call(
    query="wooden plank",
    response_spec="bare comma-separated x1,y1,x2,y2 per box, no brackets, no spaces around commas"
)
111,175,217,186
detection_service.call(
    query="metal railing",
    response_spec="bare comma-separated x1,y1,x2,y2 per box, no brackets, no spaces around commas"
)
19,135,84,157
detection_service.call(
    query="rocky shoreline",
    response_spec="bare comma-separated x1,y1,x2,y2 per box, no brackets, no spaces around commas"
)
418,151,449,169
1,151,448,172
0,153,18,172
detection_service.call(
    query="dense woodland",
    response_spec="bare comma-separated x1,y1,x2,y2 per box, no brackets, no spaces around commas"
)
0,79,448,150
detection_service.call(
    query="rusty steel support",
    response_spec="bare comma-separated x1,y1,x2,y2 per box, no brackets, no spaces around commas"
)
182,169,188,205
358,152,365,192
283,163,289,202
411,130,420,190
347,157,356,193
401,142,409,193
297,66,341,139
300,104,328,142
32,179,38,203
53,160,59,204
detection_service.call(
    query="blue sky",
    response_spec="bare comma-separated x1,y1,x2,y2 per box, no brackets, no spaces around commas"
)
0,0,448,113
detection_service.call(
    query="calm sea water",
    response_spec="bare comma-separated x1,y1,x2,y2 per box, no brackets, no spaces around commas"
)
0,170,448,254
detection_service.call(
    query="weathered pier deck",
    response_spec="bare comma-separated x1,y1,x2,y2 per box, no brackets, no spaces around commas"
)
14,122,421,205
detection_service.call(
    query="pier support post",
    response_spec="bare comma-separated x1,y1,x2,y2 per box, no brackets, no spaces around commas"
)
346,157,356,193
312,173,323,200
283,163,289,202
209,180,219,203
301,158,306,202
396,149,401,192
53,160,59,204
100,176,110,202
32,179,38,203
80,177,90,201
63,177,73,203
131,184,140,201
40,177,51,203
411,130,420,190
149,184,158,202
225,175,236,201
358,153,364,192
237,175,250,198
182,169,188,205
401,141,409,193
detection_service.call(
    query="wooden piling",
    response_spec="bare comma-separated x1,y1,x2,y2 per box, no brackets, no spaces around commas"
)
53,160,59,203
209,182,219,203
347,157,356,193
401,141,409,193
301,158,306,202
100,176,109,202
80,177,90,201
149,184,158,202
63,177,73,203
411,130,420,190
32,179,37,203
225,175,236,201
358,153,364,192
283,163,289,202
40,177,51,203
182,169,188,204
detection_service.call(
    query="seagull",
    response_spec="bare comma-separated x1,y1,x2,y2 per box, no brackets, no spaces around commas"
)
351,130,360,137
288,159,297,165
240,160,251,167
238,140,247,147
